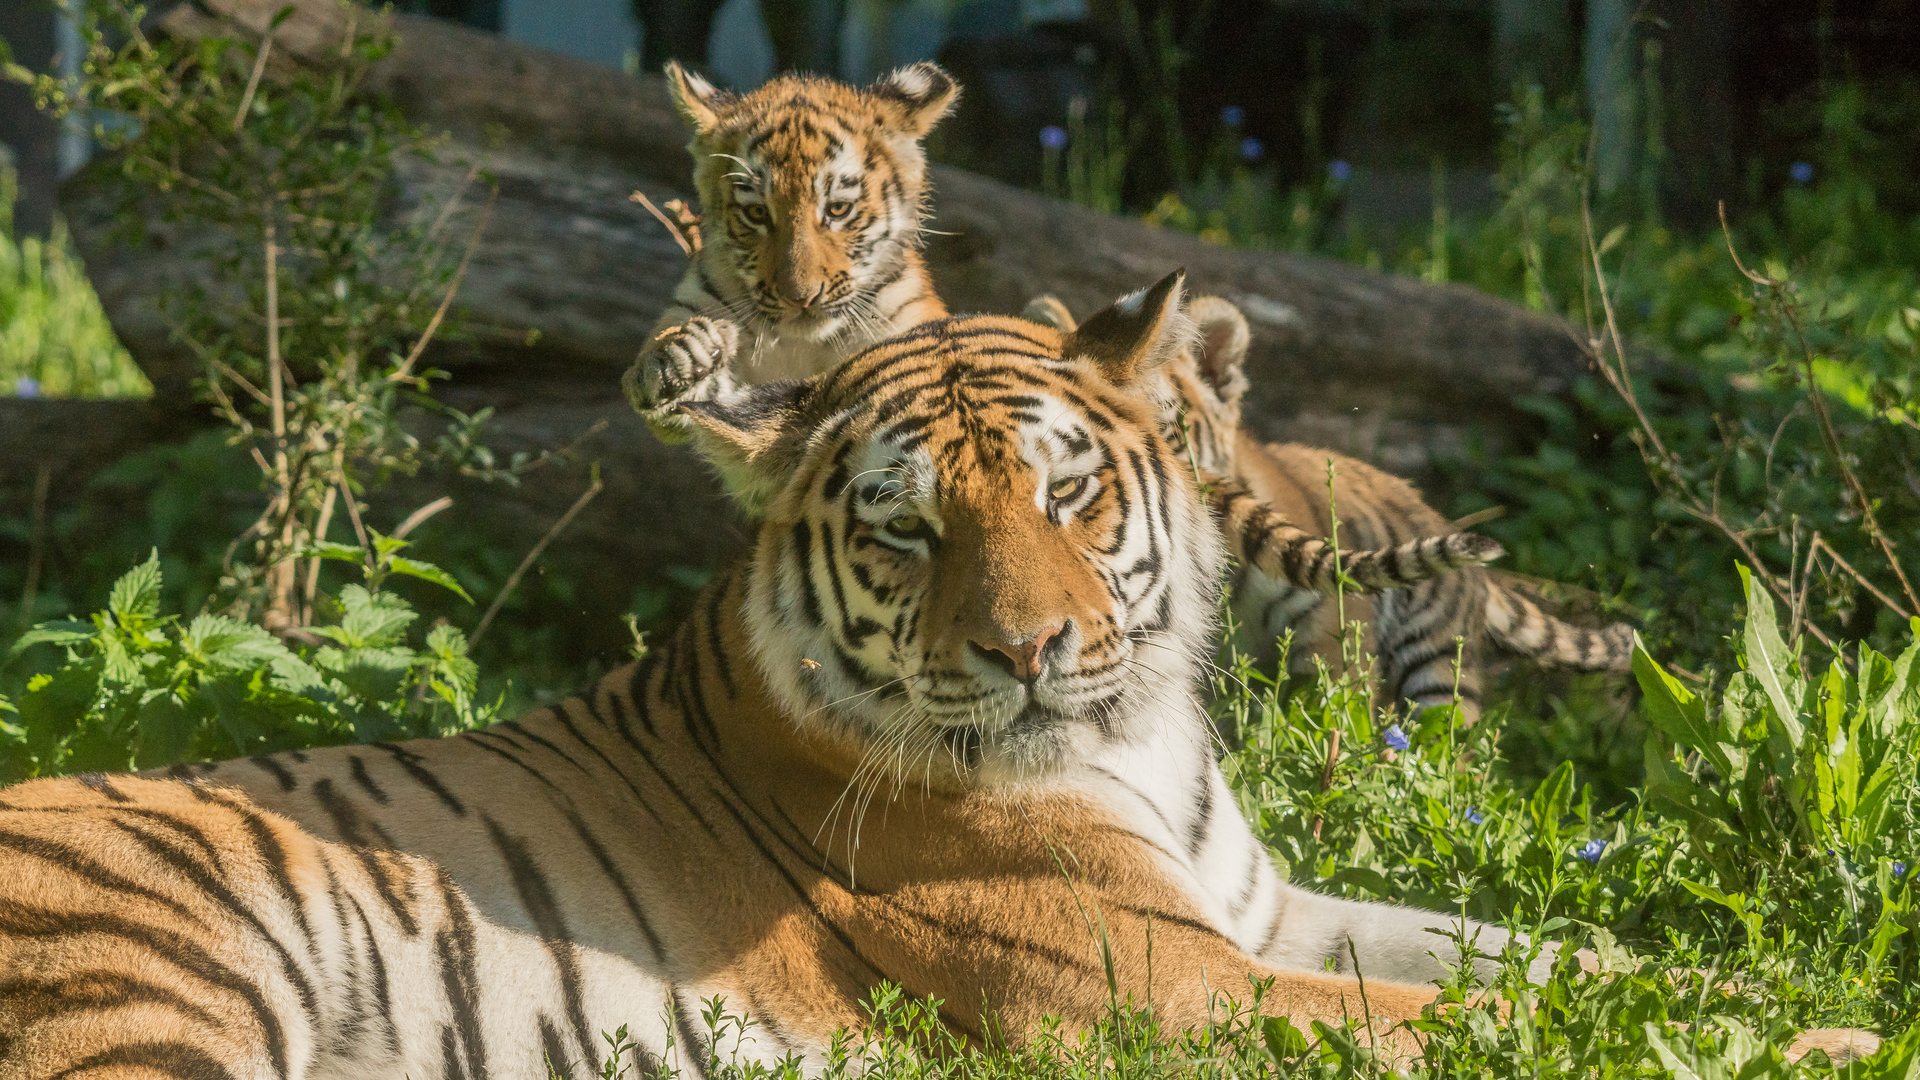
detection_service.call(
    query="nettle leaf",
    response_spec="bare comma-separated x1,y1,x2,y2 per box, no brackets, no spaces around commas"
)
386,557,474,603
9,621,97,655
183,614,298,670
300,540,372,565
334,585,418,648
108,550,164,626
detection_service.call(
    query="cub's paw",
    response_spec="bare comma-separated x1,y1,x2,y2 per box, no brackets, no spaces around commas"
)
624,316,741,416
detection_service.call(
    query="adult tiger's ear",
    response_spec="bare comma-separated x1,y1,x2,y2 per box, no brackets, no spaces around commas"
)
679,380,818,514
664,60,732,135
1064,269,1199,388
1187,295,1251,406
868,62,960,137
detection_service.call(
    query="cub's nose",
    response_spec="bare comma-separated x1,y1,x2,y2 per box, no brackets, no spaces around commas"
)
782,282,827,309
968,624,1063,686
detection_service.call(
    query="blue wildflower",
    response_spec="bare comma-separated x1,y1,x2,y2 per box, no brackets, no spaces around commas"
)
1039,125,1068,151
1576,839,1607,863
1221,106,1244,128
1238,137,1264,162
1896,861,1908,879
1790,161,1814,184
1465,808,1485,826
1382,724,1410,751
14,376,41,399
1327,159,1352,182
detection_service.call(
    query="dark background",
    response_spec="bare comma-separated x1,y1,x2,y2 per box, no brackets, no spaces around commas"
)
6,1,1919,240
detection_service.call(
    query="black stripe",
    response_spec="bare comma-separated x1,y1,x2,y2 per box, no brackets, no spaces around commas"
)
250,754,298,792
542,1015,578,1080
559,805,668,964
76,772,133,801
108,818,320,1020
349,755,389,804
47,1041,237,1080
482,814,598,1074
0,899,288,1076
348,894,398,1047
0,972,221,1031
376,743,467,815
434,870,489,1080
0,826,202,925
312,779,418,936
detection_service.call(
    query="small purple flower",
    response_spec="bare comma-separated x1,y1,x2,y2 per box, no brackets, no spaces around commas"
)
1576,839,1608,863
1465,808,1485,826
1896,861,1908,879
1220,106,1244,129
1327,159,1353,182
1238,137,1264,162
1039,125,1069,151
14,376,41,399
1790,161,1814,185
1382,724,1410,751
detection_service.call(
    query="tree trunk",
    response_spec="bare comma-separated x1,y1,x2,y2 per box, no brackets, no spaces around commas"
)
17,0,1601,663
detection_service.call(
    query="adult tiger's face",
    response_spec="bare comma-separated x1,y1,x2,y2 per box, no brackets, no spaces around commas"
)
666,62,957,343
681,272,1222,788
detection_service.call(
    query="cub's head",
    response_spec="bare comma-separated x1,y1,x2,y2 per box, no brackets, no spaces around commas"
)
1025,292,1251,480
677,271,1222,787
665,61,958,344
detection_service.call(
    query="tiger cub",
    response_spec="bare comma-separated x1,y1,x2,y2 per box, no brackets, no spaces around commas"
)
1025,293,1634,722
625,61,958,441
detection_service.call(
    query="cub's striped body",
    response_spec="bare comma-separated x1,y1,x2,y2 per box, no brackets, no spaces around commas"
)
5,277,1549,1079
1143,295,1634,720
625,62,956,440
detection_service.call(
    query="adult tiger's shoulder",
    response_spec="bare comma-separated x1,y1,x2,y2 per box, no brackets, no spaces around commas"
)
627,61,957,440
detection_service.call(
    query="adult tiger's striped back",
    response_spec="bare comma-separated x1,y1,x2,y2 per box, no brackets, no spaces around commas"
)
10,274,1554,1079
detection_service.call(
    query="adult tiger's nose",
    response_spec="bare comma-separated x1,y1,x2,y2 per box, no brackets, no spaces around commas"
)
969,624,1062,686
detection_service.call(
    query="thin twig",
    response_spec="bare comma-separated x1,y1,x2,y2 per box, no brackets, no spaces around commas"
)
469,467,605,650
392,496,455,540
391,186,497,384
1720,204,1920,616
16,464,52,633
336,480,372,567
302,484,337,625
1813,535,1914,622
1311,728,1340,842
231,32,274,132
631,189,696,257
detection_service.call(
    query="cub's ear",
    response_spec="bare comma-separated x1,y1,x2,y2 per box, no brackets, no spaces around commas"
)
1021,294,1078,332
665,60,732,135
869,62,960,137
680,380,817,514
1064,269,1198,387
1186,295,1250,406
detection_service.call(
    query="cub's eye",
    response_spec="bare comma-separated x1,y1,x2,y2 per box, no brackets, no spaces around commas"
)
742,203,771,226
824,200,854,220
1048,475,1088,503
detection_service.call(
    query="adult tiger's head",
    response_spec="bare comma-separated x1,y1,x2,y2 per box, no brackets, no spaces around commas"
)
664,61,958,345
679,271,1221,787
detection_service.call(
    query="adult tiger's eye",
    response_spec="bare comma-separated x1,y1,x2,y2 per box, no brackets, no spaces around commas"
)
1049,476,1087,501
885,513,924,535
825,200,853,220
743,203,771,225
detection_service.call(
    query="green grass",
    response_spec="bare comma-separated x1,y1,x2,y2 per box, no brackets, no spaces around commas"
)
0,163,148,399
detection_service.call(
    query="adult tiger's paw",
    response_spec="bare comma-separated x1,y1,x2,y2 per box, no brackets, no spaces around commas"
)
624,317,742,439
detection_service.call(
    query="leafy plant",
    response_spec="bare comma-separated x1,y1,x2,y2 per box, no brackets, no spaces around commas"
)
0,549,490,781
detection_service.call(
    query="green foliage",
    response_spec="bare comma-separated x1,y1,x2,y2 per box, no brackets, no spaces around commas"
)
0,160,147,398
0,550,491,782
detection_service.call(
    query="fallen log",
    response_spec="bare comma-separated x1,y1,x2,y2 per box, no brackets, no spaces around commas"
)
19,0,1597,663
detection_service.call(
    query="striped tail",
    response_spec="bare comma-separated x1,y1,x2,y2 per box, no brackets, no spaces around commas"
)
1483,579,1634,670
1211,479,1503,594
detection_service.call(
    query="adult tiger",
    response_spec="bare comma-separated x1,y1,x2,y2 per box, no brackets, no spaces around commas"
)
0,275,1553,1079
625,60,958,443
1024,292,1634,722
